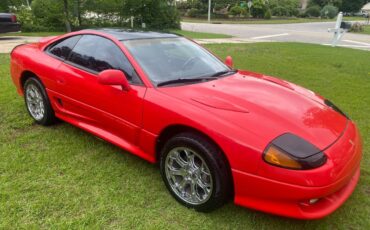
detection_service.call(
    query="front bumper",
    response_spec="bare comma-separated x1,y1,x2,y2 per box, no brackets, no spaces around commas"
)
232,121,362,219
232,166,360,219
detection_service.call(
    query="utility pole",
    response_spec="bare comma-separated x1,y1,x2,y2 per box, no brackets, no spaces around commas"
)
208,0,211,23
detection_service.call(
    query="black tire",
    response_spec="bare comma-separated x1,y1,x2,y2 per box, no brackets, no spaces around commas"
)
160,132,231,212
24,77,57,126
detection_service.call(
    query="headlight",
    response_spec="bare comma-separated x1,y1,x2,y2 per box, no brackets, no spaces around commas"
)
263,133,327,170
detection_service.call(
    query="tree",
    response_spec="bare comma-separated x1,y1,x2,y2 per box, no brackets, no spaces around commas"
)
75,0,82,26
308,0,342,8
10,0,180,31
251,0,268,18
341,0,367,13
31,0,65,31
1,0,28,12
63,0,71,32
0,1,8,11
321,4,338,18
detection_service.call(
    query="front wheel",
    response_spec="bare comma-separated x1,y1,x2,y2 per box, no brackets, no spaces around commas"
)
160,132,231,212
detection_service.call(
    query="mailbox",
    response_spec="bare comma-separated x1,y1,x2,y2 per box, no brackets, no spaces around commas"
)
340,21,352,30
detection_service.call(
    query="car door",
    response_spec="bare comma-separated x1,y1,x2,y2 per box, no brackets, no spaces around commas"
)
53,34,146,145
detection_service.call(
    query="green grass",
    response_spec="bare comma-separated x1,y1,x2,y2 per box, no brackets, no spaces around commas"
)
1,43,370,229
358,25,370,35
182,16,365,24
1,30,232,39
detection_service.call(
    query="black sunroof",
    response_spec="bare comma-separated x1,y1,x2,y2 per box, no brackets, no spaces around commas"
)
84,28,179,41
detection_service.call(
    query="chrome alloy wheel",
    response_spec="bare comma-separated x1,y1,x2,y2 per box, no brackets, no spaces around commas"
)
25,84,45,121
165,147,213,205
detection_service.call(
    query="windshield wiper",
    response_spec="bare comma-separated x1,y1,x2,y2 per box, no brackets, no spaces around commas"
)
157,69,237,87
157,77,215,87
209,69,237,78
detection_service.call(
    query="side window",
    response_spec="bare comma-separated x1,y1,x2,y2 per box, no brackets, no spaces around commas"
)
68,35,141,84
47,35,81,60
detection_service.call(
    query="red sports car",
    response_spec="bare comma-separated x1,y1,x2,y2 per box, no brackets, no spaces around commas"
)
10,29,362,219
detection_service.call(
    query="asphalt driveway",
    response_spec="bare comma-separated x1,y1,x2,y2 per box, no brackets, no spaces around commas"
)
0,36,41,53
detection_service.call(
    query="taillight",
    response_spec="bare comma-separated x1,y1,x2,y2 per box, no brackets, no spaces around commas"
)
11,15,17,23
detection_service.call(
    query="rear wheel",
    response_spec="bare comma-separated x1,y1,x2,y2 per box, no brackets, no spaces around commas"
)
24,77,56,126
160,132,231,212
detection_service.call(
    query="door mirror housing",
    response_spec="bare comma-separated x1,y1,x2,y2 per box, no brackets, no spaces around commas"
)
98,69,131,91
225,56,233,68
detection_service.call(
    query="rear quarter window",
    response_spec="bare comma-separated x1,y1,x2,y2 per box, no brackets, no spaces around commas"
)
46,35,81,60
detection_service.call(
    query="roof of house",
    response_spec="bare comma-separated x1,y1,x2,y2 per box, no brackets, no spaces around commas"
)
362,3,370,11
85,28,179,41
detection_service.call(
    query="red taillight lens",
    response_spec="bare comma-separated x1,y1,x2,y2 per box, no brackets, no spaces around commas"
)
11,15,17,23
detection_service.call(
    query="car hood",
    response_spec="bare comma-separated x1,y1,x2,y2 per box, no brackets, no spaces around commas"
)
158,71,348,150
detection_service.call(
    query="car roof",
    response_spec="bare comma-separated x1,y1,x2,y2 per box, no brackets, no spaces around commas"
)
84,28,179,41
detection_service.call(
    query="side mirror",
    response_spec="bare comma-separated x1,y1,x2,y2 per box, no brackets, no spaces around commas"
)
225,56,233,68
98,69,131,91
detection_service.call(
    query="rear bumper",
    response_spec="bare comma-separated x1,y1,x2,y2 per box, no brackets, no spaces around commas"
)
232,121,362,219
0,23,21,33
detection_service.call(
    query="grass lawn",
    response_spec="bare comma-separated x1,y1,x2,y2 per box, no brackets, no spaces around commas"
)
1,43,370,229
182,16,365,24
358,25,370,35
1,30,232,39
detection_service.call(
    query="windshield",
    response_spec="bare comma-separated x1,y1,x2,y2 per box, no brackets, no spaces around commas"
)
122,37,230,85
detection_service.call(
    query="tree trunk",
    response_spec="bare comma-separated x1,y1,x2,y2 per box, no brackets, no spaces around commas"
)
63,0,72,32
77,0,82,27
74,0,82,27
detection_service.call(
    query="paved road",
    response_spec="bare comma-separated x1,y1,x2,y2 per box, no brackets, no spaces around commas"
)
1,22,370,53
182,21,370,50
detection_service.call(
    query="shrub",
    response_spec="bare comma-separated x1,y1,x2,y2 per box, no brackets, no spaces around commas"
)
264,9,272,19
349,22,364,32
251,0,268,18
229,6,245,17
21,23,60,32
320,5,338,19
243,11,250,18
305,5,321,17
214,3,224,11
212,13,229,19
271,5,299,17
272,6,287,16
269,0,300,17
187,8,200,17
176,1,192,10
289,7,300,17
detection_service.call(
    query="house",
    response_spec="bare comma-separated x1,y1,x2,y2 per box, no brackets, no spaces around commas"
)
362,3,370,14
